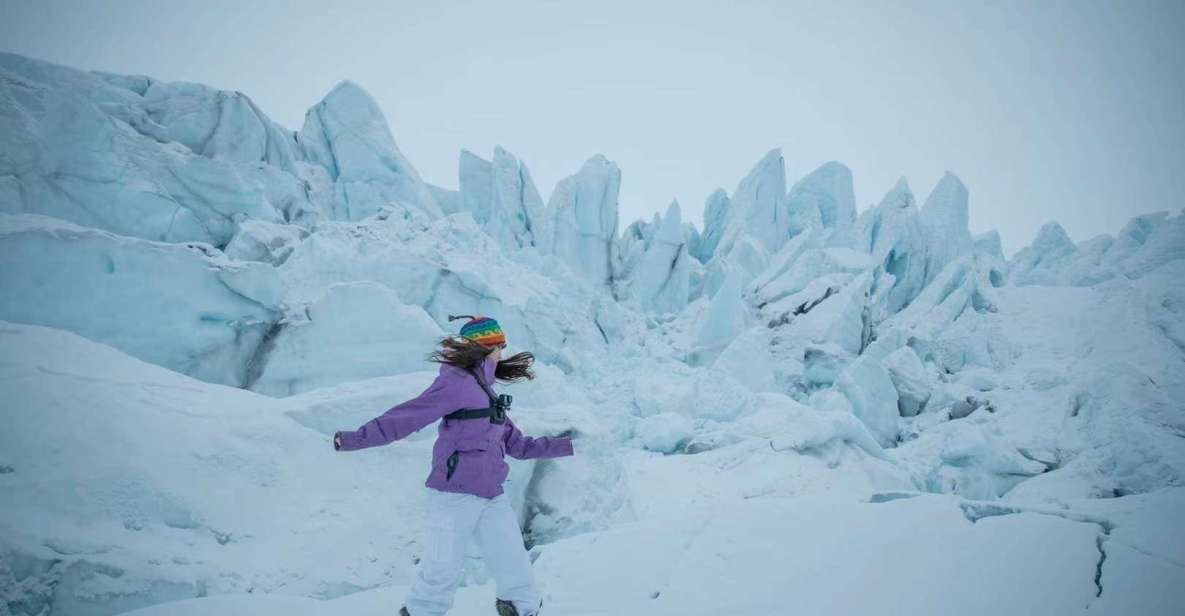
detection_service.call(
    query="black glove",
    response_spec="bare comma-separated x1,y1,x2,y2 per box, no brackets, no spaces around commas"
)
333,432,343,451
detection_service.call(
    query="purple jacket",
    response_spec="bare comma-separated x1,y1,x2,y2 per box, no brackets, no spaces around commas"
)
334,356,574,499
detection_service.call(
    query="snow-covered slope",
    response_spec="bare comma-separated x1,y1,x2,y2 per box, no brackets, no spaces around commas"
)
1,52,1183,615
0,322,590,615
6,322,1182,615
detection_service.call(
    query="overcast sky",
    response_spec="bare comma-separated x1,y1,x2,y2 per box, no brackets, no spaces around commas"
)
2,0,1182,255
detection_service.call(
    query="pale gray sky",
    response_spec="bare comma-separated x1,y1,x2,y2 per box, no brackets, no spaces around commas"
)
2,0,1182,255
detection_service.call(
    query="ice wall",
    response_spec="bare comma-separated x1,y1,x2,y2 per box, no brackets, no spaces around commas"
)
0,214,281,387
457,146,546,250
539,154,621,288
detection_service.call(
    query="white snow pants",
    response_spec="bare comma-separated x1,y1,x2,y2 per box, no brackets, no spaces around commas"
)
404,489,542,616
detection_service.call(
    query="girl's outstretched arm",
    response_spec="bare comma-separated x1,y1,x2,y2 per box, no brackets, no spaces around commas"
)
502,416,575,459
334,370,456,451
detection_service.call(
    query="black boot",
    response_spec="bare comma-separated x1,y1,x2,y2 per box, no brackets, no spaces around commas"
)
496,598,542,616
399,607,411,616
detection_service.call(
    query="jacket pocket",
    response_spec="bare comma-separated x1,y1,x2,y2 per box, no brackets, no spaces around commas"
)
445,450,460,480
445,437,497,482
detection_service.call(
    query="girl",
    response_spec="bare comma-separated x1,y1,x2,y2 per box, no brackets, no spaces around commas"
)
334,315,576,616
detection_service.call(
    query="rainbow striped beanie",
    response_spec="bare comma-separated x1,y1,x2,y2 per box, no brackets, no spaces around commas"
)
448,314,506,348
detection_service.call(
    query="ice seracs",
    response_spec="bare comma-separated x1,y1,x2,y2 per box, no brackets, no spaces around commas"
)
1008,221,1076,285
0,54,290,246
889,257,997,338
835,354,900,448
973,230,1008,287
689,264,748,365
974,230,1004,261
622,201,691,314
249,281,445,396
785,161,857,236
224,219,308,266
837,177,929,314
0,214,281,387
694,188,731,263
539,154,621,288
883,346,932,417
457,146,546,250
139,80,300,169
0,54,452,246
1008,210,1185,287
713,149,788,263
297,81,441,221
274,209,614,375
918,171,973,288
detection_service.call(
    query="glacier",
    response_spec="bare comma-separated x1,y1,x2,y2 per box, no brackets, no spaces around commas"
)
537,154,621,288
0,214,282,387
0,52,1183,616
621,200,692,314
457,147,545,251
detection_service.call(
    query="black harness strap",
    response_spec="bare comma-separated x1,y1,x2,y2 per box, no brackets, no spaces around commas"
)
444,407,498,420
443,364,505,423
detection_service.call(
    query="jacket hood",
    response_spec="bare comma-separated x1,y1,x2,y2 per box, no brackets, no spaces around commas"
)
442,355,496,385
481,355,497,384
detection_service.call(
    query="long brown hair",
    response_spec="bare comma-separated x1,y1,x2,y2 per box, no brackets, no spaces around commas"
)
425,335,536,383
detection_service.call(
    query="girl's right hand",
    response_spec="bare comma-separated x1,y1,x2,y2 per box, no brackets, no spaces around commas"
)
333,432,343,450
